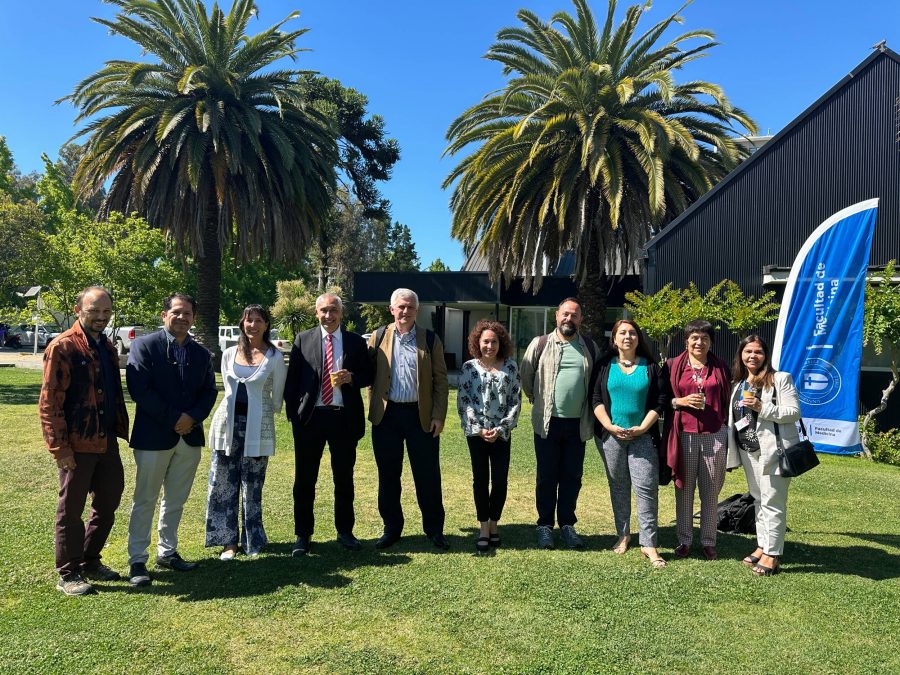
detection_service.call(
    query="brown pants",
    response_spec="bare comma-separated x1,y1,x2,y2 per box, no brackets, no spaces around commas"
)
55,443,124,577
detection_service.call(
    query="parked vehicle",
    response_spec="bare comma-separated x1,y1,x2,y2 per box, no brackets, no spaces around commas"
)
218,325,241,353
270,328,292,354
6,325,60,348
104,325,154,355
219,325,291,354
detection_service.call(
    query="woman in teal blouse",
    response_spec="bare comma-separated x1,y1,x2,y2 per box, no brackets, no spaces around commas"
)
592,319,670,568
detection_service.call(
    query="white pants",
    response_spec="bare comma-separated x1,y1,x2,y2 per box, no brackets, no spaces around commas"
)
740,449,791,556
128,438,201,564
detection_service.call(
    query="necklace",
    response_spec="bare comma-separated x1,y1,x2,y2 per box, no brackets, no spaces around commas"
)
689,361,707,388
618,357,636,368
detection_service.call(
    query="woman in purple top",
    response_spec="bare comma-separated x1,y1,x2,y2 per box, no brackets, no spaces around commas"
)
662,320,731,561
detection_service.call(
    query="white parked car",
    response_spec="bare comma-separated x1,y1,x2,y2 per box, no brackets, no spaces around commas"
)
219,325,292,354
104,325,154,354
218,325,241,353
269,328,292,354
7,325,60,348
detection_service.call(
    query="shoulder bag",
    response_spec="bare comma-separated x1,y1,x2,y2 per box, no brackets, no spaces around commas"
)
771,391,820,477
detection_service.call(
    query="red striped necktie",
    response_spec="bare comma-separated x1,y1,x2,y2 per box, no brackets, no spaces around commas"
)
321,333,334,405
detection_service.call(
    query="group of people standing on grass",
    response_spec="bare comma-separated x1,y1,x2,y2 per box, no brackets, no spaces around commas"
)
40,285,800,596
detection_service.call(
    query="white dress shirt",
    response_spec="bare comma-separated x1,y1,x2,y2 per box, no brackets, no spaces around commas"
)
315,325,344,407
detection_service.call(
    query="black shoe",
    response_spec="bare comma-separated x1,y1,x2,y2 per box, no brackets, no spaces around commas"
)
536,525,555,550
337,532,362,551
155,551,198,571
560,525,585,550
488,533,501,548
82,562,122,582
375,532,401,549
292,536,311,557
429,533,450,551
128,562,152,587
475,536,490,554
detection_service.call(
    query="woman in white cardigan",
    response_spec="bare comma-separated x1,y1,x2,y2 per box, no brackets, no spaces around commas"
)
727,335,801,577
206,305,286,560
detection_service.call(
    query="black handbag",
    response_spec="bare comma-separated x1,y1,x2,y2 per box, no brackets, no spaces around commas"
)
771,392,819,477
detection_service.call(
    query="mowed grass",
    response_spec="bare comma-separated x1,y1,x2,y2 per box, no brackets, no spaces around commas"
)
1,366,898,674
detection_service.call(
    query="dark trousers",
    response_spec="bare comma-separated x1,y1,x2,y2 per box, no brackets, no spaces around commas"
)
535,417,585,528
55,443,125,577
467,435,511,523
292,408,358,537
372,402,445,537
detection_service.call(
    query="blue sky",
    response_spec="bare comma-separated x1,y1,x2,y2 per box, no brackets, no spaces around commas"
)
2,1,899,269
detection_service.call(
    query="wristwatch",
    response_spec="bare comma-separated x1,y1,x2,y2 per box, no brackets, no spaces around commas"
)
671,398,679,410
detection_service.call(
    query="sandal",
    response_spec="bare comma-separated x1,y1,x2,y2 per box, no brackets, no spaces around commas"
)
742,553,762,567
475,536,490,553
641,549,667,568
752,556,780,576
488,533,501,548
612,535,631,555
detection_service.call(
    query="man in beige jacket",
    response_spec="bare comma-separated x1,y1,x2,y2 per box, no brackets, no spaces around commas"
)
368,288,450,550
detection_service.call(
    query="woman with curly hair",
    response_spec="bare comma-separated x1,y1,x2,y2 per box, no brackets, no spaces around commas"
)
457,320,521,553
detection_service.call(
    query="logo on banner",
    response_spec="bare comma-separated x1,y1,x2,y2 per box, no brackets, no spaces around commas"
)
797,357,841,406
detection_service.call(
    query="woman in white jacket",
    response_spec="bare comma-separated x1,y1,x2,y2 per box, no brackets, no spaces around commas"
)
206,305,286,560
727,335,801,576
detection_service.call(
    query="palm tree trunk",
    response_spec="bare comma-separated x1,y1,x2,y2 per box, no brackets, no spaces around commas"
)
195,213,222,362
579,234,608,343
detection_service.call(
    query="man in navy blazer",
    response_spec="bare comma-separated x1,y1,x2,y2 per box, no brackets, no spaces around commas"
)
284,293,373,554
125,293,217,587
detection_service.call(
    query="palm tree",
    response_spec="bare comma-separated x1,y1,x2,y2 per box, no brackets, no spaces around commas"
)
444,0,757,338
64,0,338,354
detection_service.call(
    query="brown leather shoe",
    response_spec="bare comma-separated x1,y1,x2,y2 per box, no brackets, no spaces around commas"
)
673,544,690,559
702,546,717,561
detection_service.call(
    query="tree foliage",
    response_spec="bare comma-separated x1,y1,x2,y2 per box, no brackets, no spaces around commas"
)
272,280,342,341
218,249,309,324
36,144,105,223
861,260,900,455
303,75,400,219
0,136,39,203
37,211,186,328
0,195,47,308
63,0,339,355
427,258,452,272
626,280,778,361
708,280,780,338
443,0,756,338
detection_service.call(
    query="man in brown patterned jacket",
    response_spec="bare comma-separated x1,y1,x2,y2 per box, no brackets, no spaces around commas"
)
39,286,129,596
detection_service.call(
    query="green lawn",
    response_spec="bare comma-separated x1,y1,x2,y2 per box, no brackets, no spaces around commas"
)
1,366,898,674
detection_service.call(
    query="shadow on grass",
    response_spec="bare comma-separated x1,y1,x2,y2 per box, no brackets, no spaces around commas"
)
100,541,414,601
839,532,900,550
0,382,41,405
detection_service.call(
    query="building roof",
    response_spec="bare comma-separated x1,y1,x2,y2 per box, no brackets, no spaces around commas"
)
643,47,900,253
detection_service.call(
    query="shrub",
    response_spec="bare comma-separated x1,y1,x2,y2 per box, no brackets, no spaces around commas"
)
860,417,900,466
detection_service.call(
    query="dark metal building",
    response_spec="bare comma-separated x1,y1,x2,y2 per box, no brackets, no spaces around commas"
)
643,48,900,427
